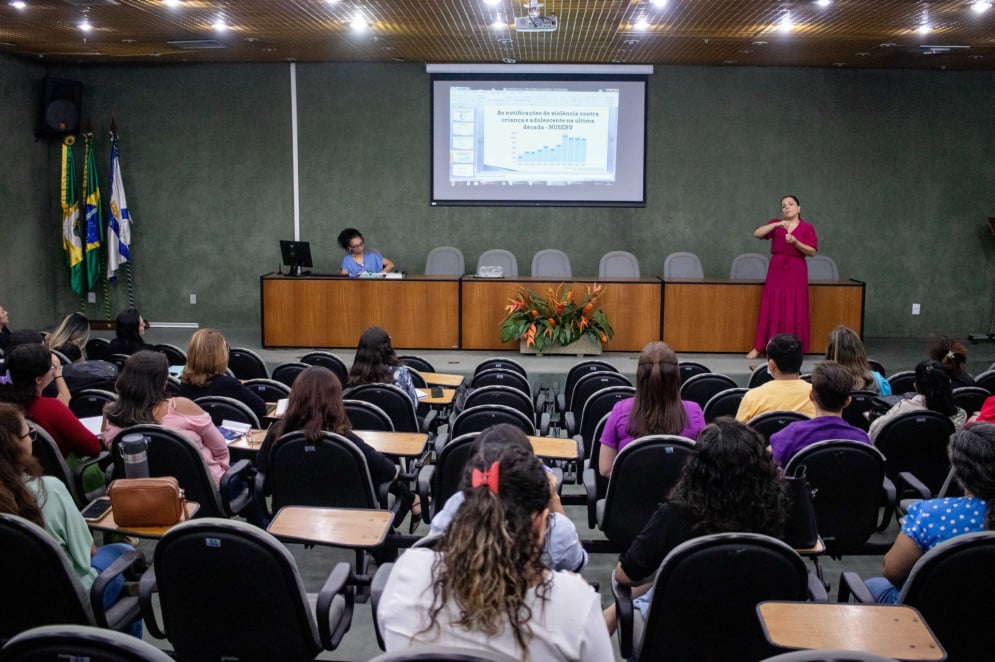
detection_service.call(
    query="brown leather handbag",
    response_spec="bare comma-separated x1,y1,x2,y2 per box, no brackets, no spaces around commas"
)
108,477,188,527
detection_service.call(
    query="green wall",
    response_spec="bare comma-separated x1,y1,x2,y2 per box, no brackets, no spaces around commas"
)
2,57,993,340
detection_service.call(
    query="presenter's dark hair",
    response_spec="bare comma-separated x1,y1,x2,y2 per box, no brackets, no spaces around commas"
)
766,333,804,375
810,361,852,412
349,326,401,387
782,194,800,206
337,228,363,251
914,360,957,417
114,308,143,343
627,341,688,438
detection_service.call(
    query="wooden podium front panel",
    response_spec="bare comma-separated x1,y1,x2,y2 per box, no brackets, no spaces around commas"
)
662,279,865,354
461,277,662,352
261,275,459,349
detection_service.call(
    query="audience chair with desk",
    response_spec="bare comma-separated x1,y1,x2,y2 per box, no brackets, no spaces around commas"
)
228,347,269,380
300,351,350,385
703,387,749,422
0,624,174,662
680,372,738,410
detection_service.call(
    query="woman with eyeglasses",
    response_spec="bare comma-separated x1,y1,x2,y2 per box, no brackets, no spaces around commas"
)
107,308,150,356
0,343,101,460
178,328,267,420
0,402,141,636
337,228,394,277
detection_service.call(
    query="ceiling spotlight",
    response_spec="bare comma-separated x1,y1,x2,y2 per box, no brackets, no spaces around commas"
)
971,1,992,13
78,19,93,32
917,23,931,35
351,13,367,31
815,0,831,7
484,0,501,5
778,12,793,32
491,15,507,29
163,0,181,7
212,17,228,32
634,17,650,31
10,1,27,9
650,0,668,7
326,0,340,3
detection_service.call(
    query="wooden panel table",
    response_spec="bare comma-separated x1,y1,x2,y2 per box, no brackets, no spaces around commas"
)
461,277,662,352
418,372,465,388
87,502,200,539
267,506,393,549
662,278,865,353
261,273,460,349
757,602,945,661
228,429,428,459
418,388,455,407
528,435,580,461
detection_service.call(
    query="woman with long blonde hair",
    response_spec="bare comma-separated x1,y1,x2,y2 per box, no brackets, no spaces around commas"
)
178,328,267,419
825,325,889,394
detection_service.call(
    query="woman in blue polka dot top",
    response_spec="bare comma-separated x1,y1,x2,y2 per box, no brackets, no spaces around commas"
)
865,423,995,603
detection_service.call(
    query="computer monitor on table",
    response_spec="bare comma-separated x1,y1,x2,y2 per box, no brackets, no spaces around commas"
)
280,240,313,277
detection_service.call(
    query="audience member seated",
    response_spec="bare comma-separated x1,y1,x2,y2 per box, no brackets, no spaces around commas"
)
338,227,395,277
864,422,995,603
102,351,230,486
736,333,816,421
0,344,100,459
929,335,975,388
868,360,967,442
825,325,890,395
178,328,267,420
605,418,787,633
0,303,10,352
378,441,612,660
45,313,117,393
971,396,995,424
257,366,416,528
0,403,140,635
106,308,150,356
429,424,587,572
348,326,418,411
599,342,705,478
768,361,871,467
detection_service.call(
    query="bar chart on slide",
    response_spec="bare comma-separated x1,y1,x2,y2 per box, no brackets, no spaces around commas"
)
482,105,610,175
516,135,587,166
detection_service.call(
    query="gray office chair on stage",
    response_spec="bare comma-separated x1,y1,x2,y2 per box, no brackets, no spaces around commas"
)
598,250,640,277
662,251,704,278
807,255,839,281
424,246,465,275
531,249,572,278
476,249,518,277
730,253,769,280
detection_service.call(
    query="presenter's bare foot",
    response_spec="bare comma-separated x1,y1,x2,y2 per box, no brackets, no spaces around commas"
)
745,349,760,359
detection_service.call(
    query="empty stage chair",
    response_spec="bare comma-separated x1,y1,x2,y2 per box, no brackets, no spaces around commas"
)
476,249,518,277
730,253,769,280
424,246,465,275
0,624,174,662
228,347,269,380
807,255,840,281
702,387,749,422
680,372,737,410
598,251,640,277
662,251,704,279
531,249,572,278
299,352,349,385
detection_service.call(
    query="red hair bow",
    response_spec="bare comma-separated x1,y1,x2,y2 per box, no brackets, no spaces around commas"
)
471,461,500,495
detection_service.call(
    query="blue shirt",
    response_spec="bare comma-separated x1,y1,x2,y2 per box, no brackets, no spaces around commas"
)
341,252,384,277
902,497,988,552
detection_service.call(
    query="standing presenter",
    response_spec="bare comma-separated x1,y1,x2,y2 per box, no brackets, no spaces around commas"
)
746,195,818,360
338,228,395,277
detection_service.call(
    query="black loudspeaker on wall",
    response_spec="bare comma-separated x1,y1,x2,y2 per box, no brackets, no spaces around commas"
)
39,78,83,137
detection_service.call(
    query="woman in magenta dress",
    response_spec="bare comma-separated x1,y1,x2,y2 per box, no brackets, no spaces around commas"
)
746,195,818,359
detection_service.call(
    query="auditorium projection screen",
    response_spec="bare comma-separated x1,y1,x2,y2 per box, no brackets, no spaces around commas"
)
430,74,647,207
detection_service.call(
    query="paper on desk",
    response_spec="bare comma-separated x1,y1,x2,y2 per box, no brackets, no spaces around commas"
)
415,389,428,399
80,416,102,435
275,398,288,415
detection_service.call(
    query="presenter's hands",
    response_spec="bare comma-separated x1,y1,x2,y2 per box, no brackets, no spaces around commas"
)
784,233,798,245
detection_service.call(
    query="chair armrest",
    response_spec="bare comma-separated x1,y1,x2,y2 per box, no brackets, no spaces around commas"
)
564,412,576,437
896,471,932,501
138,567,166,639
539,411,551,436
556,393,566,413
419,409,438,434
89,548,145,629
610,573,635,659
375,480,392,511
807,573,829,602
74,450,112,503
316,561,355,651
219,458,255,516
417,464,435,524
837,571,875,603
878,476,897,531
433,431,448,455
253,470,272,518
583,467,599,529
370,562,394,651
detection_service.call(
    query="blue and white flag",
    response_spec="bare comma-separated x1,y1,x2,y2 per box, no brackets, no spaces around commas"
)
107,134,133,282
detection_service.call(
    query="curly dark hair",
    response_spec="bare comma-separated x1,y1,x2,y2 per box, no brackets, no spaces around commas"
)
668,417,787,537
348,326,400,387
949,423,995,530
424,438,552,657
337,228,363,251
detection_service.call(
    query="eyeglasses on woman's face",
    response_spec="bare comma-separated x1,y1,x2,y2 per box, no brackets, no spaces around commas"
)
349,241,364,251
20,428,37,443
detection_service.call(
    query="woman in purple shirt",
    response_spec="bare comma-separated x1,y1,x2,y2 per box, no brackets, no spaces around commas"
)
599,342,705,477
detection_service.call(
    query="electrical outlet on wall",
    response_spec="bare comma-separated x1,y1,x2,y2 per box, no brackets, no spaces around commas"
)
912,303,921,315
87,292,96,303
190,293,197,305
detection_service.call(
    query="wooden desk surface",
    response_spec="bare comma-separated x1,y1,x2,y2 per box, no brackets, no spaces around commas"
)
757,602,945,661
795,536,826,556
418,372,465,387
228,429,428,458
527,435,579,460
267,506,393,548
419,388,455,406
87,502,201,539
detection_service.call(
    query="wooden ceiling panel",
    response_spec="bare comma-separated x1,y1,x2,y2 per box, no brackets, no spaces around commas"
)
0,0,991,69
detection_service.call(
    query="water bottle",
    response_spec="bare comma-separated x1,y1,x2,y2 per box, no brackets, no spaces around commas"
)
120,433,150,478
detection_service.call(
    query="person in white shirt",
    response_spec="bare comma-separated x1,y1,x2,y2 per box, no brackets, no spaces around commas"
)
378,433,611,661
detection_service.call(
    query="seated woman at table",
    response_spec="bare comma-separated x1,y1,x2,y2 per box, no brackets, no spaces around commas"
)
378,441,613,660
338,228,394,277
256,366,416,528
102,351,230,486
0,402,141,635
0,343,100,460
429,423,587,572
825,325,890,395
868,360,967,442
178,328,267,420
107,308,150,356
599,342,705,478
605,417,787,633
348,326,419,411
864,422,995,603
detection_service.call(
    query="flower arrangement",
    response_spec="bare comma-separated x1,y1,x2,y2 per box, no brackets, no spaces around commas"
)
501,283,614,352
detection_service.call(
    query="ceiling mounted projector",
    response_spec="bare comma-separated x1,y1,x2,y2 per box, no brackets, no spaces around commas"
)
515,15,558,32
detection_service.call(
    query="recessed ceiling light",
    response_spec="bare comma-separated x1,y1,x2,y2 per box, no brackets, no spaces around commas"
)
502,57,516,64
917,24,931,35
650,0,668,7
10,1,27,9
484,0,501,5
815,0,831,7
778,12,794,32
491,15,507,30
163,0,181,7
752,40,768,46
971,1,992,13
79,20,93,32
351,13,367,31
212,18,228,32
634,17,650,31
